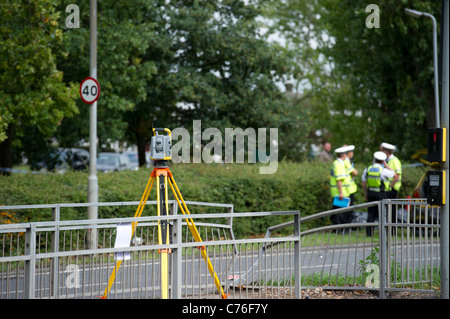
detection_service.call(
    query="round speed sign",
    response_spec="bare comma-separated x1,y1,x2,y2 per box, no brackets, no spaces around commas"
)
80,77,100,104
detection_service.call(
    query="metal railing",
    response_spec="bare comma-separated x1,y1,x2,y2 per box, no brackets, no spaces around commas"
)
1,199,440,299
1,201,300,299
381,199,441,295
262,199,440,298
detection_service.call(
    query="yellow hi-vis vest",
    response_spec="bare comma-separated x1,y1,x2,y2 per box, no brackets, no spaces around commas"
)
330,159,350,198
386,155,402,192
367,164,385,192
345,158,357,194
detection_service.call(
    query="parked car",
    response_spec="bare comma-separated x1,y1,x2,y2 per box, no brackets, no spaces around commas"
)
66,148,90,171
30,148,89,172
124,152,139,170
96,152,132,172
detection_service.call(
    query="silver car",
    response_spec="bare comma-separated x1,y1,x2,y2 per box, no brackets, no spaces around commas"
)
96,152,132,172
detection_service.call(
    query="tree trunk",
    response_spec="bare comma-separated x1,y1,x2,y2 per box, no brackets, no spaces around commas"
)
136,129,148,167
0,125,14,176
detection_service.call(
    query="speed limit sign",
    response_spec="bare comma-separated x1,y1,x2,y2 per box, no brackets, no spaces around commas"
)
80,77,100,104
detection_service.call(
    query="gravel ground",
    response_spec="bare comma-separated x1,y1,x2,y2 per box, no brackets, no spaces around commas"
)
301,287,440,299
224,286,440,299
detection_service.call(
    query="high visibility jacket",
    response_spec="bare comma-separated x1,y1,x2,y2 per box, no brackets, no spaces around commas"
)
345,158,357,194
330,159,350,198
386,155,402,191
366,164,385,192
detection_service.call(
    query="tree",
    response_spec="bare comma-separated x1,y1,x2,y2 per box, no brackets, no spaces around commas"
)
262,0,333,158
123,0,296,164
316,0,442,159
0,0,78,173
14,0,297,168
55,0,156,153
265,0,442,161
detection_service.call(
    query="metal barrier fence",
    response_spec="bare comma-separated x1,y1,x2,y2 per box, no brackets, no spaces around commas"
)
261,199,440,298
0,201,300,299
382,199,440,296
1,199,440,299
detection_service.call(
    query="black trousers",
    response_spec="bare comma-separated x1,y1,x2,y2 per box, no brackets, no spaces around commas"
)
366,190,385,236
330,194,354,225
386,189,399,223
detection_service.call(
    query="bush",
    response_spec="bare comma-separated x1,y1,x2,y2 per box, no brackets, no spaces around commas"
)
0,161,427,236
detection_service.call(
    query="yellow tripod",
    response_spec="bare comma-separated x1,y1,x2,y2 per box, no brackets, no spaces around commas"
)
101,157,227,299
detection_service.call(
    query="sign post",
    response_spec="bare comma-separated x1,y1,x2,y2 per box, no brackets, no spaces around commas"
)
86,0,99,250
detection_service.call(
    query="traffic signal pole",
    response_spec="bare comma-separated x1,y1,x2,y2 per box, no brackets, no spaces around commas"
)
440,0,449,300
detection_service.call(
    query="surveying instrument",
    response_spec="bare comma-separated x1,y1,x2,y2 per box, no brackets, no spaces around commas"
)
101,128,227,299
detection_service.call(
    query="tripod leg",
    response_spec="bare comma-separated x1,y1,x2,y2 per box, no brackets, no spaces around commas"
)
157,174,170,299
133,175,155,228
168,175,227,299
100,175,155,299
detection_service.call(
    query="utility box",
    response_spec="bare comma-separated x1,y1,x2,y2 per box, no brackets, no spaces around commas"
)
427,170,446,206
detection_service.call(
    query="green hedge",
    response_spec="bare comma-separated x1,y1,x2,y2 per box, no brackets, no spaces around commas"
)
1,161,426,236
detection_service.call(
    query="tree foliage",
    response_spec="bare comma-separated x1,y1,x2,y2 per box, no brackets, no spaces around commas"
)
57,0,298,164
0,0,78,170
55,0,157,150
1,0,441,171
320,0,441,160
265,0,442,161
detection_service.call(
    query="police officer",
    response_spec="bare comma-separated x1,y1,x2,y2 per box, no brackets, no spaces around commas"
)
330,146,351,225
344,146,358,200
380,142,401,226
380,142,402,199
344,145,358,224
362,151,397,236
